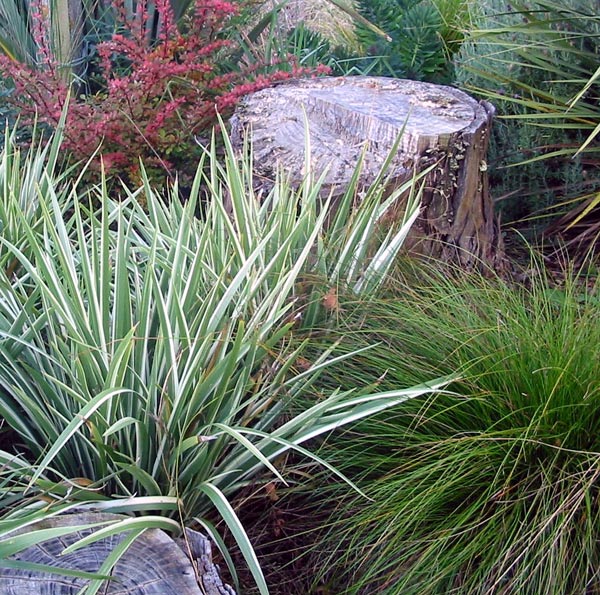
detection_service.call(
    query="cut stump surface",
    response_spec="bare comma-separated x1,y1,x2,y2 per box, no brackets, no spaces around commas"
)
0,512,235,595
231,76,502,268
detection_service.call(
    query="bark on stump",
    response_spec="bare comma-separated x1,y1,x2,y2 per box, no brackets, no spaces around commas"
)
230,76,502,268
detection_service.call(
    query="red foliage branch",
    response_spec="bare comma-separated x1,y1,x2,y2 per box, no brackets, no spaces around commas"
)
0,0,329,184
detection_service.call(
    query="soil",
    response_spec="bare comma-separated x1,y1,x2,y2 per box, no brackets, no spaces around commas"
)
223,484,335,595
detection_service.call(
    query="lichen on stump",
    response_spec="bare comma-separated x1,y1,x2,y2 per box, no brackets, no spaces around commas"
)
230,76,502,268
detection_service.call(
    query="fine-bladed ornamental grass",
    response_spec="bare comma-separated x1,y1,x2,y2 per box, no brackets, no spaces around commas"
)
300,258,600,595
0,126,447,594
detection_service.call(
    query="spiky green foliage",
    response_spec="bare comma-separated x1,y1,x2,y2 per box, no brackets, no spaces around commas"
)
0,0,88,75
352,0,472,81
0,0,38,64
0,0,198,67
459,0,600,246
0,126,447,593
243,22,362,77
301,258,600,594
0,122,72,270
240,0,393,77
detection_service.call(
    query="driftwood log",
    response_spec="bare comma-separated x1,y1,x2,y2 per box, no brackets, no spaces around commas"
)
0,512,235,595
231,76,503,268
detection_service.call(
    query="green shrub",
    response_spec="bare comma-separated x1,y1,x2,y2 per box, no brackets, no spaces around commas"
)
301,258,600,594
263,0,474,81
352,0,473,82
457,0,600,237
0,127,446,594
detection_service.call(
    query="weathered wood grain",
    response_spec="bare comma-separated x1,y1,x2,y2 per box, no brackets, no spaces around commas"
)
0,512,235,595
231,76,503,268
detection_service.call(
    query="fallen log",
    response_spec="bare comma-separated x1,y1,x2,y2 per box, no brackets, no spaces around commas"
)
230,76,503,268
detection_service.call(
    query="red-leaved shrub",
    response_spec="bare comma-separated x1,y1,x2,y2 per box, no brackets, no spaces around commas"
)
0,0,329,186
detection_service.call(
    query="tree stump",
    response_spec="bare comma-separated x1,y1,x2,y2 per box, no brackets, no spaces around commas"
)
230,76,503,268
0,512,236,595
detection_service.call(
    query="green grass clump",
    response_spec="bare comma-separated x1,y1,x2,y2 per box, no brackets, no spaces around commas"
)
306,260,600,594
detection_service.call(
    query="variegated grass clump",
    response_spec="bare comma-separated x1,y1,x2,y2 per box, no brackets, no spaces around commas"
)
0,126,446,594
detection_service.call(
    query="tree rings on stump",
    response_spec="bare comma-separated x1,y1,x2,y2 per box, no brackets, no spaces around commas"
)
230,76,503,268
